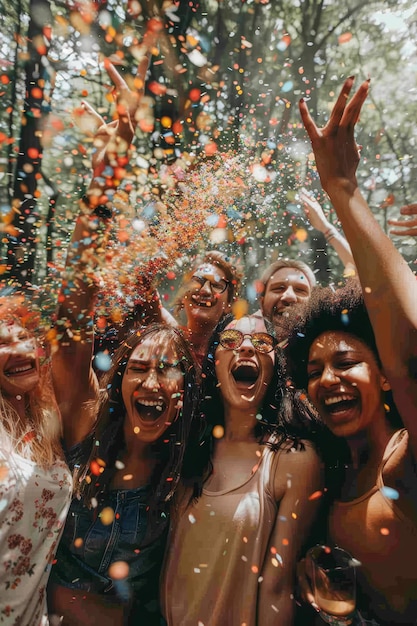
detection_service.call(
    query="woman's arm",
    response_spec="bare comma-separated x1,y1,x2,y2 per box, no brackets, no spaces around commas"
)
52,56,151,448
299,78,417,457
258,443,323,625
299,187,356,274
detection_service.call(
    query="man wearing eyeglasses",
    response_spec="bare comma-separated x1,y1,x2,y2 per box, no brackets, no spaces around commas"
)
174,251,241,365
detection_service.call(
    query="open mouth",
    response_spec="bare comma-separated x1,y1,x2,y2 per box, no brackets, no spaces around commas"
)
135,398,167,422
232,361,259,388
5,359,36,377
191,295,214,308
323,394,358,418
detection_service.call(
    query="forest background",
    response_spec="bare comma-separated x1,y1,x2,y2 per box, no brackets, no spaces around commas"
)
0,0,416,320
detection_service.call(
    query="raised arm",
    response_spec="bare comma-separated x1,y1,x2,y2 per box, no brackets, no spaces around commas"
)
299,187,356,275
299,77,417,456
52,57,150,448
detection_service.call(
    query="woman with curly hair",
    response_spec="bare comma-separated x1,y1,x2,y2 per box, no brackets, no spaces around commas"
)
286,282,417,624
162,313,323,626
291,77,417,623
0,296,72,625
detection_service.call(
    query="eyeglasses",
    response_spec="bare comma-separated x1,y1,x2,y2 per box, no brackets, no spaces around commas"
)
219,329,276,353
191,274,229,295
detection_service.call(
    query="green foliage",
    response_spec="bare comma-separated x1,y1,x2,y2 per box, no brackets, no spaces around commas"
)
1,0,416,310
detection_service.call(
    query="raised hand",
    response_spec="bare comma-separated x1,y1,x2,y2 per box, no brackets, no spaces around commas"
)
388,204,417,237
298,187,330,232
298,187,356,272
299,77,370,193
76,56,150,198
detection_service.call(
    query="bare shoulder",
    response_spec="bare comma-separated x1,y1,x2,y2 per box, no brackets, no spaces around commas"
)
272,439,323,502
276,439,321,471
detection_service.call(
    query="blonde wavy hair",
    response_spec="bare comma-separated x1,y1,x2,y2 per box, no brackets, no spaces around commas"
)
0,295,63,468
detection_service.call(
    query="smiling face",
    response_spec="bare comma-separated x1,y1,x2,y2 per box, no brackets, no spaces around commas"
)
307,331,389,439
121,332,185,444
215,316,275,412
182,263,232,330
0,321,40,399
261,267,311,319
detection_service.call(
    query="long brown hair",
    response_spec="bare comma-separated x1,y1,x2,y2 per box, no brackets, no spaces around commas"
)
74,324,200,509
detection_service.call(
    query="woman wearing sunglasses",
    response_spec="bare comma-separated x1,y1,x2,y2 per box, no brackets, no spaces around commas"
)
162,313,323,625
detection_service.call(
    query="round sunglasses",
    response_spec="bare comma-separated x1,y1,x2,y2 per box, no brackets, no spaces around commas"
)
219,329,276,353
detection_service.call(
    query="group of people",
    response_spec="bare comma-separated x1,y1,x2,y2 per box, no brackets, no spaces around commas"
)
0,53,416,626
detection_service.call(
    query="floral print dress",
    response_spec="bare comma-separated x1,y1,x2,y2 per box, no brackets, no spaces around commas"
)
0,449,72,625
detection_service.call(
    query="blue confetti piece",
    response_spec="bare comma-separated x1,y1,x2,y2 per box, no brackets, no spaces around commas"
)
94,352,112,372
381,486,399,500
281,80,294,93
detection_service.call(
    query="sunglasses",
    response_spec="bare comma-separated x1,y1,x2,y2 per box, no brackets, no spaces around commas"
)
191,274,229,295
219,329,276,353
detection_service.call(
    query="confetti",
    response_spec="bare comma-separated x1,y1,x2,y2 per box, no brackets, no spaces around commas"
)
108,561,129,580
380,486,399,500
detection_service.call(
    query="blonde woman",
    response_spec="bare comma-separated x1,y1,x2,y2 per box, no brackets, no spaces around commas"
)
0,296,72,625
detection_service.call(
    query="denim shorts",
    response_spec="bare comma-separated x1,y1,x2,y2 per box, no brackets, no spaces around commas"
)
51,484,168,615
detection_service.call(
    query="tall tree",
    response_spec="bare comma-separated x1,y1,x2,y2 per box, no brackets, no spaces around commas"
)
6,0,53,286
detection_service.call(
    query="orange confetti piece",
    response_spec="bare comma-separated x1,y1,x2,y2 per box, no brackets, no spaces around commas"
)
148,81,167,96
338,32,353,44
27,147,40,159
295,228,308,242
90,460,101,476
308,490,323,501
189,88,201,102
204,142,218,156
31,86,43,99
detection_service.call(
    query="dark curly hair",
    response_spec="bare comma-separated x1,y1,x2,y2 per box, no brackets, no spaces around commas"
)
194,314,324,478
285,280,403,496
285,280,380,390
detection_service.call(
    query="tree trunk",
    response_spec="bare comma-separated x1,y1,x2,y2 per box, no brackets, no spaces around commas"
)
6,0,52,287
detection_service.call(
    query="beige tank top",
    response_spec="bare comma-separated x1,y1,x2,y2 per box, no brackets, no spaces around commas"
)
161,443,283,626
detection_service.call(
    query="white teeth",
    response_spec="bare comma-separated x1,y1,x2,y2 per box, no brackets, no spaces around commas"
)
138,399,164,409
324,394,355,406
6,364,33,375
237,360,257,368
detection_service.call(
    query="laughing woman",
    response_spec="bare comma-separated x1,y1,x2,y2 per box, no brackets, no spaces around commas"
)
287,283,417,624
47,56,200,625
0,297,72,625
162,314,323,626
48,324,199,626
291,77,417,623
